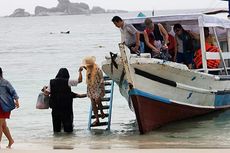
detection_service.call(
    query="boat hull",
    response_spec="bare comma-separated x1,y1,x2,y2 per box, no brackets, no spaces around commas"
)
102,12,230,134
102,53,230,134
130,90,218,134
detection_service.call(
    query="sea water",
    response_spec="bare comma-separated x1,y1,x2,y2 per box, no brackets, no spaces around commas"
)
0,11,230,149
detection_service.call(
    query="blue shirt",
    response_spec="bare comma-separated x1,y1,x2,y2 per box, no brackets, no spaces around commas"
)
0,78,19,105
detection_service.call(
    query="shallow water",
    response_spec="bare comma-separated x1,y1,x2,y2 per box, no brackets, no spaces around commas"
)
0,11,230,149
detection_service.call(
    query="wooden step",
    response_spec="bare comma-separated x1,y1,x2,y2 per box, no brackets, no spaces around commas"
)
90,122,108,127
102,105,110,109
104,82,112,86
101,97,110,101
103,76,111,81
105,90,111,94
91,113,109,119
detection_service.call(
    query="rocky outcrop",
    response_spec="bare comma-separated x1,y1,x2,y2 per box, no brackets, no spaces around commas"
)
34,0,90,16
8,0,127,17
56,0,71,12
91,6,106,14
66,3,90,15
34,6,49,16
9,8,30,17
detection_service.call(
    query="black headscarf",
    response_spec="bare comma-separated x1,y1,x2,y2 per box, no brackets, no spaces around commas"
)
55,68,70,79
0,67,2,78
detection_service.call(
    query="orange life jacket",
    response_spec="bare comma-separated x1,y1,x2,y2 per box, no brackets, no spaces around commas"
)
193,43,220,69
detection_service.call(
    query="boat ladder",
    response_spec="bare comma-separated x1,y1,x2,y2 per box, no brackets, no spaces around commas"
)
88,76,114,130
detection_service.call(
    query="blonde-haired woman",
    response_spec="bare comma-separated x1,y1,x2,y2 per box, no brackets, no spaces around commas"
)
82,56,105,125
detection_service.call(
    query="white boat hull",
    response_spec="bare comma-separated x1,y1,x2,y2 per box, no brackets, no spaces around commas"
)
102,54,230,134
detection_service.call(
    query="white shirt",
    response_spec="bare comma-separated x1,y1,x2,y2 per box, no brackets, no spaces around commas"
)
121,22,138,47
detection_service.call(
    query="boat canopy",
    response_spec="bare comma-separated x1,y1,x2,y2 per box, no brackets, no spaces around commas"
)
199,14,230,28
124,12,230,75
124,13,230,29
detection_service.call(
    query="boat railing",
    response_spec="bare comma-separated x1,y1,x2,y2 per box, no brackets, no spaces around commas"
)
130,53,151,58
194,67,230,72
213,28,229,75
206,52,230,60
204,42,230,74
194,66,230,76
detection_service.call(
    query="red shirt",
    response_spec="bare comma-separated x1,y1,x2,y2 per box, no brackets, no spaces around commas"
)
167,34,176,57
144,28,155,46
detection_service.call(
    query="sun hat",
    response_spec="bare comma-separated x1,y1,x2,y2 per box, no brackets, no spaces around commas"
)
83,56,96,66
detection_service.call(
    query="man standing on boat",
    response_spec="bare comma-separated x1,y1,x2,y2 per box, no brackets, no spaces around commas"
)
112,16,140,55
143,18,169,58
173,24,194,69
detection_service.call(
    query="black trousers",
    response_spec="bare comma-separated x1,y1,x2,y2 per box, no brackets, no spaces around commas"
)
51,110,73,133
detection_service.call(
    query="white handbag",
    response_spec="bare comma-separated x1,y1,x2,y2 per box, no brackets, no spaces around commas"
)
36,92,49,109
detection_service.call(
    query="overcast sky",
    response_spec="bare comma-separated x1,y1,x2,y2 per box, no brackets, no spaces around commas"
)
0,0,228,16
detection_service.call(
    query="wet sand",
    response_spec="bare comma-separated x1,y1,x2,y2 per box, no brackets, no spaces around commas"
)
1,148,230,153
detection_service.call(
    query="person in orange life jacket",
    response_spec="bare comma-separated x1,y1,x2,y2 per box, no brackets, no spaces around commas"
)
173,23,194,69
112,16,140,55
0,67,20,148
193,42,220,70
162,23,176,61
189,27,216,49
143,18,169,57
45,68,86,133
204,27,216,46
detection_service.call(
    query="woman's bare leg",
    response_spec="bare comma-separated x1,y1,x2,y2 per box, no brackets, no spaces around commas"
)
2,120,14,148
91,99,99,124
97,98,105,118
0,119,4,148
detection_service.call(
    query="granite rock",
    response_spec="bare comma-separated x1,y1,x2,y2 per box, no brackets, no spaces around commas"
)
9,8,31,17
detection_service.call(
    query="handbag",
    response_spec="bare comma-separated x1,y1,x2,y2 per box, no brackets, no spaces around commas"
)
36,92,49,109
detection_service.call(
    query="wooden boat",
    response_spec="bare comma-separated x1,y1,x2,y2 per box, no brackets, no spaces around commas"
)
102,12,230,134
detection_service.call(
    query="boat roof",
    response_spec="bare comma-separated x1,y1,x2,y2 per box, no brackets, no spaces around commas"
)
124,12,230,29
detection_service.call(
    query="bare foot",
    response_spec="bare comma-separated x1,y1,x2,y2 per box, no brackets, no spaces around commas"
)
6,139,14,149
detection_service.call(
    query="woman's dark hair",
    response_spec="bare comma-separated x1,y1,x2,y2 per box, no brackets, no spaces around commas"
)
112,16,122,22
55,68,70,79
173,23,183,31
0,67,2,77
204,27,209,31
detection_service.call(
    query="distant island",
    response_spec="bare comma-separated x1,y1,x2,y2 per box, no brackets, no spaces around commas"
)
8,0,128,17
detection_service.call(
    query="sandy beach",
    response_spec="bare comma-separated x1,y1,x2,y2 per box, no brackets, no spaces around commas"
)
0,142,230,153
1,148,230,153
